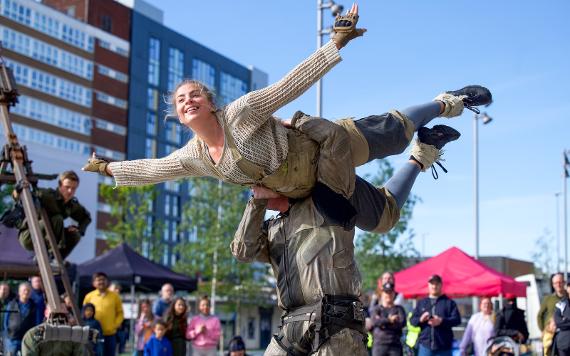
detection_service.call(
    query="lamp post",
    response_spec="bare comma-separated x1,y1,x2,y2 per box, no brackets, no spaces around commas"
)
562,150,570,277
473,112,493,259
556,192,562,271
316,0,344,117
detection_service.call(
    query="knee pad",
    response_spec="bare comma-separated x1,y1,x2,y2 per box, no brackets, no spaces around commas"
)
370,188,400,234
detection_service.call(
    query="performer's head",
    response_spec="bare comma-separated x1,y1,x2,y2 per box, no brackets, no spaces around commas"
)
58,170,80,203
169,79,217,127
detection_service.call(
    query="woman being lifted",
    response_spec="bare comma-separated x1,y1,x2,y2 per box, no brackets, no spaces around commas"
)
83,4,491,201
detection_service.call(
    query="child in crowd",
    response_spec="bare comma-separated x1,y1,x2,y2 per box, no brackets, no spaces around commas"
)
82,303,103,356
135,299,155,356
144,320,173,356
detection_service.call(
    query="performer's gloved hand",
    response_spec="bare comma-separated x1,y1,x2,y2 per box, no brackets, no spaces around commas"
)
82,153,112,177
331,3,367,49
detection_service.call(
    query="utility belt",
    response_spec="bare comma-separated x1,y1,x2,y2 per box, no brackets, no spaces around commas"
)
273,294,367,356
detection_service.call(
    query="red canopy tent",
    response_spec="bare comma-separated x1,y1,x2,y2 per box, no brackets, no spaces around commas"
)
392,247,527,298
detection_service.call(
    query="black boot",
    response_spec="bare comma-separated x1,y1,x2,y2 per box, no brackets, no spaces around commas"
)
412,125,461,179
446,85,493,113
417,125,461,149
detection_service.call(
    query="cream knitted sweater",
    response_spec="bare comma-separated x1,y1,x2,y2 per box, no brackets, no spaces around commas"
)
109,41,341,187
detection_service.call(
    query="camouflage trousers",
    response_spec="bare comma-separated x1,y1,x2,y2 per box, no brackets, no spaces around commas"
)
18,214,81,259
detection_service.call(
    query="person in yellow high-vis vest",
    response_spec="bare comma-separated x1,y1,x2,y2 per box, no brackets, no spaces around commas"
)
405,312,421,356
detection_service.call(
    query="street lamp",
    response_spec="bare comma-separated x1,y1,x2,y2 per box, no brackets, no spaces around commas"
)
562,150,570,277
474,112,493,259
556,192,562,272
316,0,344,117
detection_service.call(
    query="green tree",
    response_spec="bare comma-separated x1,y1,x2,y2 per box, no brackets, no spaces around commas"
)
175,178,271,308
98,184,164,261
355,160,419,291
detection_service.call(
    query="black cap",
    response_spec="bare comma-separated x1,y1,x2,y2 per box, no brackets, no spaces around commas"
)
382,282,395,292
428,274,442,284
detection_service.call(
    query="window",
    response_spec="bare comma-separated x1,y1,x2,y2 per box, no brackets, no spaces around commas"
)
2,0,31,25
220,72,247,106
162,245,169,265
192,59,216,89
98,39,129,57
171,221,178,241
66,6,75,17
146,112,157,136
145,216,153,236
94,146,125,160
145,138,156,158
0,27,93,79
95,91,128,109
97,64,128,83
3,123,91,156
164,195,171,216
165,181,180,193
142,241,150,258
247,318,255,339
168,47,184,91
11,95,92,135
164,145,177,155
100,15,112,33
172,196,179,217
148,37,160,86
165,121,181,144
147,88,159,111
6,59,92,107
95,118,127,136
0,0,96,52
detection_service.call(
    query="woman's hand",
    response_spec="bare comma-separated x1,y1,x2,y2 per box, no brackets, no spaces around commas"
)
331,3,367,49
82,152,113,177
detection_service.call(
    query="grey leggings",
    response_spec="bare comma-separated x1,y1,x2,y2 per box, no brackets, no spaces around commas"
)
348,102,438,230
354,101,441,163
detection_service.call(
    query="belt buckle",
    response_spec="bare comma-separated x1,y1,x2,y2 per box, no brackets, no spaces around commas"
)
352,302,364,322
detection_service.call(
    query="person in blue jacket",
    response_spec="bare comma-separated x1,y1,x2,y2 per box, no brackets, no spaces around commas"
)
144,320,173,356
410,275,461,356
82,303,104,356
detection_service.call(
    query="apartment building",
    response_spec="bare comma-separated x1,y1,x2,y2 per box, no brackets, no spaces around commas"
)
0,0,130,262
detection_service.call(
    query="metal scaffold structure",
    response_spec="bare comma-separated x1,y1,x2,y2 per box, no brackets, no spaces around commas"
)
0,47,96,353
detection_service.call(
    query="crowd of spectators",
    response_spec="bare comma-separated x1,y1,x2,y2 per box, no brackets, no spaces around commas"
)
5,270,570,355
365,271,570,356
0,274,225,356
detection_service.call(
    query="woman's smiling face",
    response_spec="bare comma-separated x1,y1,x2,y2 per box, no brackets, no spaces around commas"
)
175,83,214,127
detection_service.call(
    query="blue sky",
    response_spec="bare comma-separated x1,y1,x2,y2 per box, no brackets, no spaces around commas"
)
146,0,570,264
